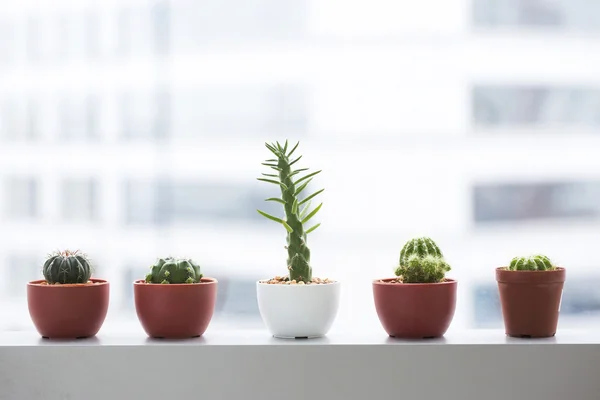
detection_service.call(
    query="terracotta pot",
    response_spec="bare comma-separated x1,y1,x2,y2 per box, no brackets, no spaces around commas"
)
27,278,110,339
373,278,457,338
134,277,217,338
496,267,566,338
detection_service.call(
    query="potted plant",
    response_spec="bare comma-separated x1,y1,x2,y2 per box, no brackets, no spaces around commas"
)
27,250,109,339
134,257,217,338
255,140,340,339
373,237,457,338
496,254,566,338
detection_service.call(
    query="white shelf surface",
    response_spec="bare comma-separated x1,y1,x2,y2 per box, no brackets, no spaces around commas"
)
0,328,598,346
1,329,599,400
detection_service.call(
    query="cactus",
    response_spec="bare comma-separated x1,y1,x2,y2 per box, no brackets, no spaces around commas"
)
145,257,203,284
508,254,555,271
43,250,93,284
394,237,451,283
256,140,324,283
399,237,442,266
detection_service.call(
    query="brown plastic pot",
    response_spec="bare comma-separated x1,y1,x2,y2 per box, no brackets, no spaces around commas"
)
134,277,217,338
27,278,110,339
373,278,457,338
496,267,566,338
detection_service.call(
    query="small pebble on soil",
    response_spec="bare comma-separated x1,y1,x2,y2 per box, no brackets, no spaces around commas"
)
261,276,336,285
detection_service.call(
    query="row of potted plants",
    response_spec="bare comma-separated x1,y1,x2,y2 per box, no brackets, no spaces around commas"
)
26,141,566,340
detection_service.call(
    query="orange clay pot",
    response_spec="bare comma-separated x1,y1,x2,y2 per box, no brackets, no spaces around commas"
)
496,267,566,338
373,278,457,338
27,278,110,339
134,277,217,338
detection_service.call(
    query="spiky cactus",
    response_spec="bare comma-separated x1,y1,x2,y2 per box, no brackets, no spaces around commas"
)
145,257,203,284
257,140,324,283
394,237,451,283
399,237,442,266
508,254,555,271
43,250,93,284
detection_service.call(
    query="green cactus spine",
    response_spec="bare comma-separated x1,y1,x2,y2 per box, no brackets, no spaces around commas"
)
145,257,203,284
43,250,93,284
399,237,442,266
395,237,450,283
256,140,324,283
508,254,555,271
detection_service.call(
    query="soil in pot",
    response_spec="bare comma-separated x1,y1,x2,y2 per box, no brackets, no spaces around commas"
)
27,278,110,339
260,275,336,285
373,278,457,339
134,277,217,339
496,267,565,338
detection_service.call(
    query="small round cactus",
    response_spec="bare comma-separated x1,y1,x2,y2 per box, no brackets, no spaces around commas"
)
399,237,443,267
508,254,555,271
43,250,93,284
395,237,450,283
145,257,203,284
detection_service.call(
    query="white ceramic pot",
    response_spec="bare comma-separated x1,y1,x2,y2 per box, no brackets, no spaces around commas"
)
256,281,341,338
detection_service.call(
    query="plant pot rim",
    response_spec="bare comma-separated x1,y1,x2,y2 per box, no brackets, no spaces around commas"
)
27,278,109,288
496,267,566,283
134,277,217,286
495,266,566,273
257,279,340,286
373,277,457,286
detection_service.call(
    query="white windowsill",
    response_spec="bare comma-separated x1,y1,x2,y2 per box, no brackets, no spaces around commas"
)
1,329,599,400
0,328,598,346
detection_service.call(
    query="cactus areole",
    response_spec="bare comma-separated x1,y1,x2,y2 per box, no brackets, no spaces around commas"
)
43,250,93,284
257,140,325,283
145,257,203,284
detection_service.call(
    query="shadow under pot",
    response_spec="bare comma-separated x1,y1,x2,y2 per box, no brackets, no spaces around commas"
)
27,279,110,339
373,278,457,339
496,267,566,338
134,277,218,339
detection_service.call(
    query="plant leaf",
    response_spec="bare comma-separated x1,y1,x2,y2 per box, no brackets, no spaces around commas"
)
300,200,312,219
262,163,277,167
265,143,279,157
257,210,293,233
305,223,321,234
301,202,323,224
299,188,324,206
257,178,288,190
275,142,283,151
261,173,278,178
266,159,277,162
289,168,309,178
266,198,286,205
289,155,302,167
295,170,321,186
270,166,282,172
292,198,298,214
288,141,300,157
295,179,312,196
283,140,288,153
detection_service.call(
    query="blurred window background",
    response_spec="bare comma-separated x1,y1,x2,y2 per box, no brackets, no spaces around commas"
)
0,0,599,333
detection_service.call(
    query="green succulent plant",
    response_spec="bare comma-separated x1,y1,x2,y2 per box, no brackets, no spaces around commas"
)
43,249,93,284
256,140,324,283
145,257,203,284
394,237,451,283
508,254,555,271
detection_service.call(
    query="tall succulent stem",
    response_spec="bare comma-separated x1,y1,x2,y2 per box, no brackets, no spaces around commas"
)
257,141,324,283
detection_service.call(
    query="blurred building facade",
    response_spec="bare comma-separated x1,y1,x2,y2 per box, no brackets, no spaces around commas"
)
0,0,599,331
